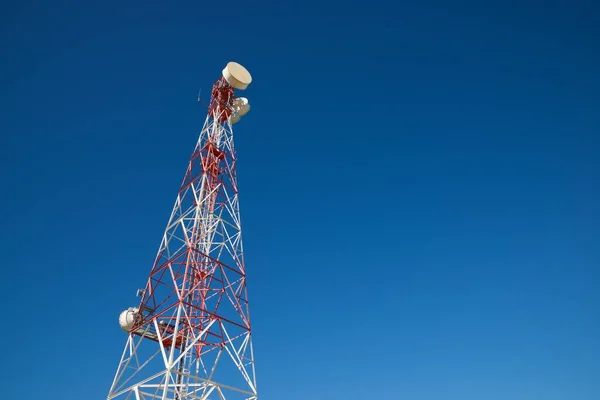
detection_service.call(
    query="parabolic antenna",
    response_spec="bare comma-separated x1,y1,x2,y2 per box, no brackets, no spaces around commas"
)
234,97,250,116
222,62,252,90
119,307,139,332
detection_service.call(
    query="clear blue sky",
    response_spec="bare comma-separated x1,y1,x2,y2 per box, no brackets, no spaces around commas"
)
1,1,599,399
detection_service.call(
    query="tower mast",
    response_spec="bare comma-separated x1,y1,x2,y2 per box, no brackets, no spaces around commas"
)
108,62,257,400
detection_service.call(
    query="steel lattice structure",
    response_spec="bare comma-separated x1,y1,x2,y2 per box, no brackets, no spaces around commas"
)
108,63,257,400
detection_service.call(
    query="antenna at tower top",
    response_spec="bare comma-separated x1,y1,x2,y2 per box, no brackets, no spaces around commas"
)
222,62,252,90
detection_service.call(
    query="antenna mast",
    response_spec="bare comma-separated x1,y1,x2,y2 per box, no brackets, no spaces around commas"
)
107,62,257,400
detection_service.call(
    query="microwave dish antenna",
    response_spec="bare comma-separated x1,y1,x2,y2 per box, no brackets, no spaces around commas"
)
234,97,250,116
222,62,252,90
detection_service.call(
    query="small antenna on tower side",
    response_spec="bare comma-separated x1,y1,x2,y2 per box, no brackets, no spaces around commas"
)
197,87,209,109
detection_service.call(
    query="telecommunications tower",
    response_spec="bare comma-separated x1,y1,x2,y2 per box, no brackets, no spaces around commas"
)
108,62,258,400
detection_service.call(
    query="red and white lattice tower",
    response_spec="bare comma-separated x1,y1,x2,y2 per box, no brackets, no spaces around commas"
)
108,62,258,400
